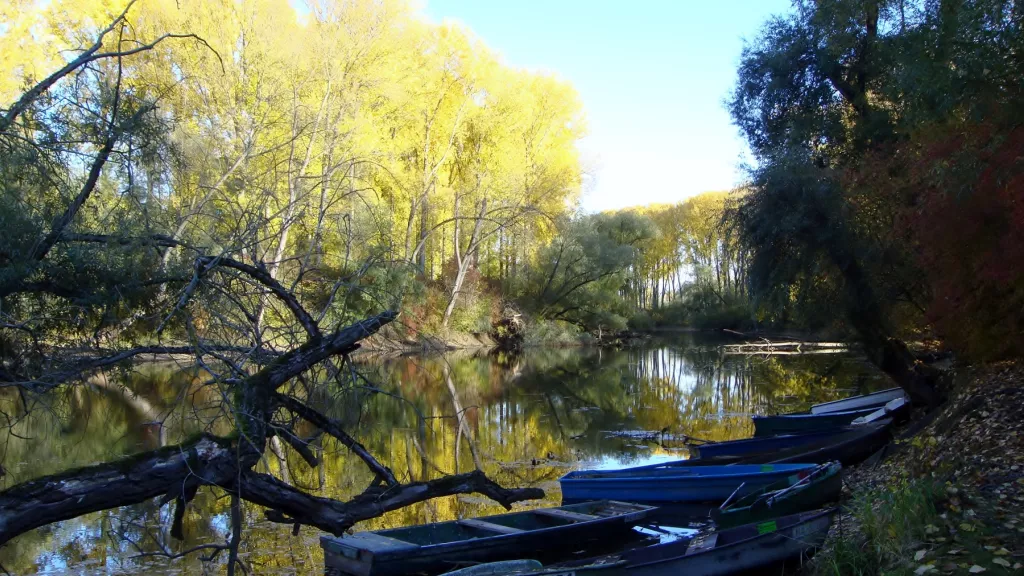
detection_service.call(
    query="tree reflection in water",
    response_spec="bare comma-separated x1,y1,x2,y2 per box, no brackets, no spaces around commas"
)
0,335,886,574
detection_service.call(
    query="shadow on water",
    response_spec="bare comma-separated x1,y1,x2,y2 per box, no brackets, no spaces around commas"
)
0,334,888,574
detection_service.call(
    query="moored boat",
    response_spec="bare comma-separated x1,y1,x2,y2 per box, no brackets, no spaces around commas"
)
690,426,860,460
652,419,891,470
559,463,817,504
441,509,837,576
752,407,878,437
321,500,656,576
810,387,907,414
712,462,842,528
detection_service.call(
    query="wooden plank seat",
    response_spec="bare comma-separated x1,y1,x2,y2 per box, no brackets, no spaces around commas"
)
456,518,525,535
342,532,419,553
532,508,599,522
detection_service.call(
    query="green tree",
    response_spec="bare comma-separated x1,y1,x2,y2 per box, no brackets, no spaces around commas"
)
728,0,1024,405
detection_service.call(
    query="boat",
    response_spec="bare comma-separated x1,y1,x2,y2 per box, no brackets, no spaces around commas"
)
559,463,817,504
712,462,842,529
752,407,879,437
320,500,656,576
441,509,837,576
690,426,861,461
810,387,907,414
692,419,892,467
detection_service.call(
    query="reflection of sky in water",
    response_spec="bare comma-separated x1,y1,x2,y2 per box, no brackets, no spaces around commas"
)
0,338,884,574
589,453,687,471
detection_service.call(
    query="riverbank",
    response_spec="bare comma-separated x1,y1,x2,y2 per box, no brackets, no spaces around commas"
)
809,362,1024,575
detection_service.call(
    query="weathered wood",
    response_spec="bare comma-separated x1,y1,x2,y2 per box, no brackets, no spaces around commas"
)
0,435,238,545
458,519,525,534
239,469,545,536
532,508,598,522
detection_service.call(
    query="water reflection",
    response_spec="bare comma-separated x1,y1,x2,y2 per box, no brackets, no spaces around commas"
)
0,336,886,574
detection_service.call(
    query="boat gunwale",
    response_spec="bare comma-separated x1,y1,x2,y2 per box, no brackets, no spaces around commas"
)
717,462,842,516
623,507,836,570
321,500,655,559
809,387,906,414
561,463,815,481
500,508,838,575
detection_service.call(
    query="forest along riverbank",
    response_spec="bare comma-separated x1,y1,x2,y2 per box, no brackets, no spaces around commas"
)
808,362,1024,576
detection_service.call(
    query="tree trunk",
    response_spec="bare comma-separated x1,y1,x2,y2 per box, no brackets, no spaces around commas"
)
838,252,944,408
442,199,487,327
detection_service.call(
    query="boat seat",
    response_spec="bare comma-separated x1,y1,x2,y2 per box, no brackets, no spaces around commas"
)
684,532,718,556
457,519,526,534
339,532,420,553
532,509,599,522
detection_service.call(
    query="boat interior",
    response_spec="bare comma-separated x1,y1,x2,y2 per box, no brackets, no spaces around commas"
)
361,501,648,546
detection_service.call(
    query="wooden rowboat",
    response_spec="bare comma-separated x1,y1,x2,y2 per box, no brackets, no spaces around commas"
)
321,500,656,576
810,387,907,414
442,509,837,576
712,462,842,529
694,419,892,467
690,426,861,460
752,407,879,437
559,464,817,504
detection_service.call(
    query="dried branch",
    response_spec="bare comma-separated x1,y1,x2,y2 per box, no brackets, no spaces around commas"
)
271,425,320,468
275,393,397,486
239,469,544,535
197,255,322,339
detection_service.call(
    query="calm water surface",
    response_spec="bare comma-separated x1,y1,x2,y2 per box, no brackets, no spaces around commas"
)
0,335,887,574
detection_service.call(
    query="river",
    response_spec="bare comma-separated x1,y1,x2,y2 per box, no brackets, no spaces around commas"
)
0,335,887,574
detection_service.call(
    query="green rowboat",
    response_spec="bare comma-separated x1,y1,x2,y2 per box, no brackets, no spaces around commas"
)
712,461,842,529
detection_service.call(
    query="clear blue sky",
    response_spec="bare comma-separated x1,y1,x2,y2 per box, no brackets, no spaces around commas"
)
422,0,792,212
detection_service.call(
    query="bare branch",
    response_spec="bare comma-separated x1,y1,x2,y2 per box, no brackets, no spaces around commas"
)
274,393,397,486
239,469,544,536
198,255,322,339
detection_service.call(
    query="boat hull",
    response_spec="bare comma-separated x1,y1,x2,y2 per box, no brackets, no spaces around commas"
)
481,509,836,576
322,501,654,576
560,464,817,504
810,387,907,414
693,427,856,460
752,408,878,437
712,464,842,529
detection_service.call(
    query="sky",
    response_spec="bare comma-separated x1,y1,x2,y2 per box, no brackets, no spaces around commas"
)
421,0,792,212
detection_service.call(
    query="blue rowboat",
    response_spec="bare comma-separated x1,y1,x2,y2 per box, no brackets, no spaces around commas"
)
752,407,878,437
441,509,837,576
692,419,892,466
691,427,856,460
559,463,817,504
320,500,655,576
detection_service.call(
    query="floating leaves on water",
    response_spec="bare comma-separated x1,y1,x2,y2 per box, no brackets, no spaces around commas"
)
968,565,986,573
915,563,935,575
992,558,1011,568
960,522,976,532
915,550,928,561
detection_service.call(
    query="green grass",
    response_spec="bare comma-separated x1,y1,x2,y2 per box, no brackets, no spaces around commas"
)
811,478,1020,576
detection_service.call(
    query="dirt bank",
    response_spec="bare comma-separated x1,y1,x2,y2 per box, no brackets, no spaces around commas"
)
810,362,1024,575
